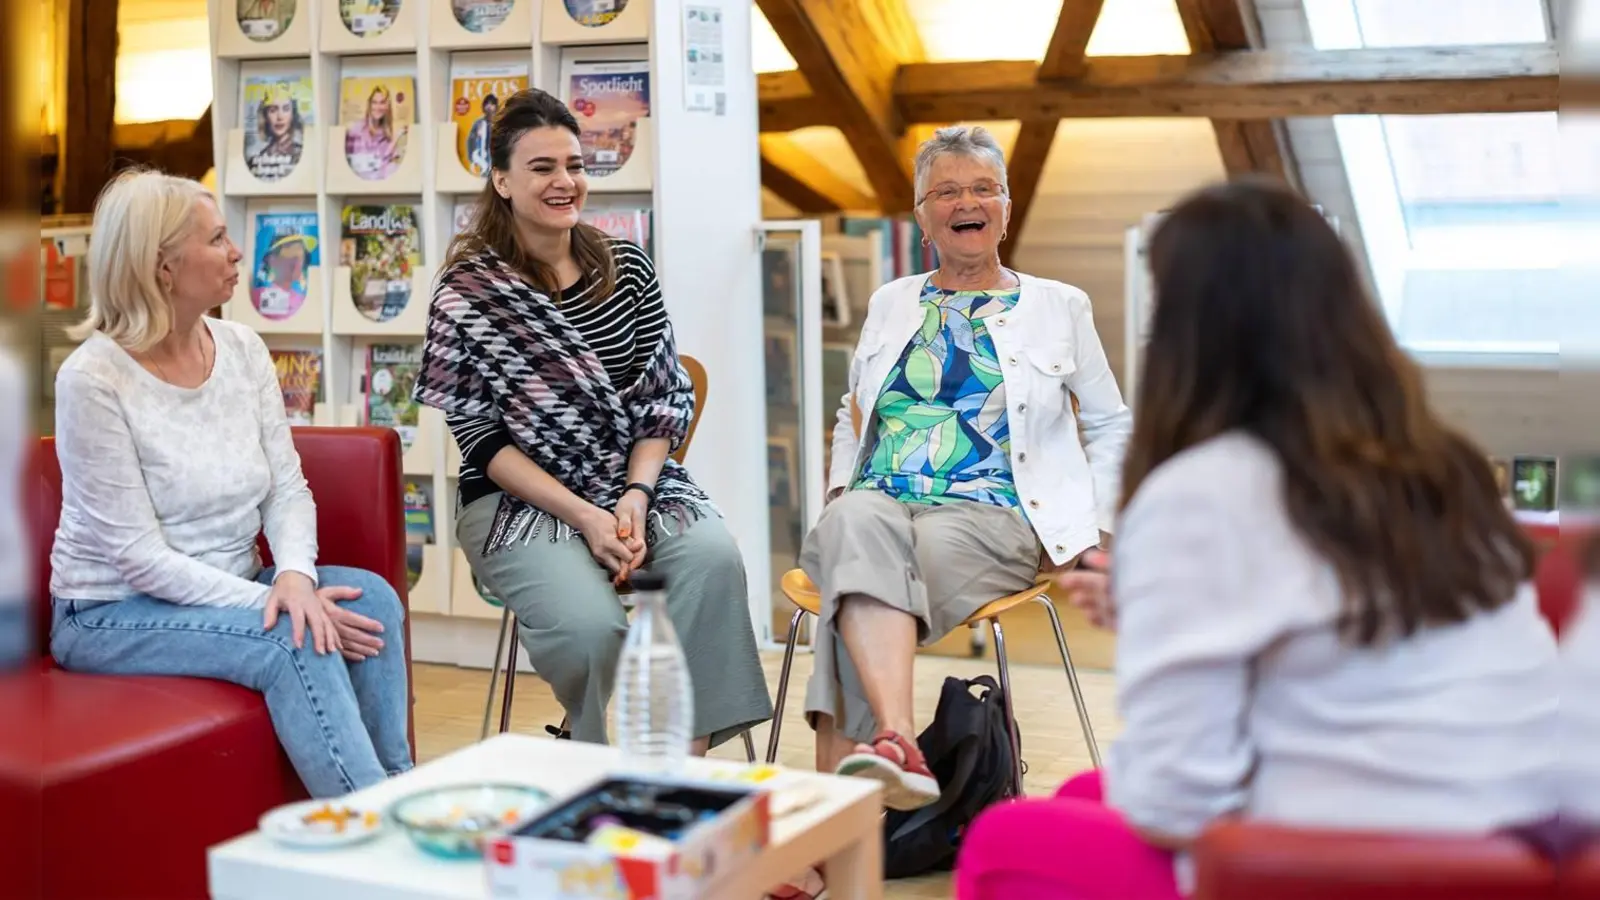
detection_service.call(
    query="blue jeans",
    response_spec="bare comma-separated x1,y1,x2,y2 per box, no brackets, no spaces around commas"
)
50,565,413,798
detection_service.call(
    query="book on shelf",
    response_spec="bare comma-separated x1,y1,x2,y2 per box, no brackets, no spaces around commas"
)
340,204,422,324
339,57,416,182
338,0,402,38
236,0,297,41
448,52,530,178
250,209,318,321
41,239,79,311
238,60,313,183
364,342,423,451
451,0,513,33
271,348,323,426
559,54,650,181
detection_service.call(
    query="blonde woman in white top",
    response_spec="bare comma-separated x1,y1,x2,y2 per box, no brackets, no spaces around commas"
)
47,169,412,798
956,177,1559,900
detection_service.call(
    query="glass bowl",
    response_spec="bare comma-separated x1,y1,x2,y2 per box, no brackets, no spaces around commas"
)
389,783,553,859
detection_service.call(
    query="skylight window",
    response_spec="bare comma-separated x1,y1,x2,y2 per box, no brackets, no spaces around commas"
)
1300,0,1575,365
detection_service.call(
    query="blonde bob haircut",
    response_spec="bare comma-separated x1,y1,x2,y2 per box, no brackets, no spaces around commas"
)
69,168,213,352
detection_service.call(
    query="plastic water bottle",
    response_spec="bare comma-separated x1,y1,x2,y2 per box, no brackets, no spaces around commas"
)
611,570,695,772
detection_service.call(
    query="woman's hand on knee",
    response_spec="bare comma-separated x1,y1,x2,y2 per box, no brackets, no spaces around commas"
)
264,572,343,655
319,585,386,662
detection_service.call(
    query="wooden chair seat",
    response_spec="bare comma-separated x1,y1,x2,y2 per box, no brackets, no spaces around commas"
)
768,565,1101,786
780,569,1055,625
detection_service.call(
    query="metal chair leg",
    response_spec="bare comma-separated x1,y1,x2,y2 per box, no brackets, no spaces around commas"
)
989,618,1026,798
741,730,756,762
766,607,808,764
481,606,512,740
498,617,520,735
1033,594,1102,769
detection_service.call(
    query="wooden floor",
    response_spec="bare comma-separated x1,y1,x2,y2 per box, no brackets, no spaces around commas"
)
413,637,1122,900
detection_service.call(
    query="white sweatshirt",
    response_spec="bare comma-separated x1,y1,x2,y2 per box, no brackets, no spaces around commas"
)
1106,432,1560,846
49,318,318,608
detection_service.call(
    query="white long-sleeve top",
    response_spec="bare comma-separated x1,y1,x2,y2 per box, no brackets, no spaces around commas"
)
829,271,1132,565
1106,432,1560,847
49,318,319,608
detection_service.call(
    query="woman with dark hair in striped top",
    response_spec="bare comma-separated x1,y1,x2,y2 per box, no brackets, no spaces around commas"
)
413,88,772,750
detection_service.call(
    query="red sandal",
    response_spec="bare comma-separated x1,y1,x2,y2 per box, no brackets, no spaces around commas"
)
835,730,941,811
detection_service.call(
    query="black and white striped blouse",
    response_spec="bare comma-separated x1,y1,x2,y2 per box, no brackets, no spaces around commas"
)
447,238,669,508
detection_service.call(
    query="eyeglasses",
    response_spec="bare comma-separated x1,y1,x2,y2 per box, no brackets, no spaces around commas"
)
921,180,1007,205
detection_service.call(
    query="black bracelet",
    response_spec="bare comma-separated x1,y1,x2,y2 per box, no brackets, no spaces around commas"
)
624,482,657,507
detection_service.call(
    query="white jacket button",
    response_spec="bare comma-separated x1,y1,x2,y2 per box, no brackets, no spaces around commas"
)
1018,452,1028,463
1008,355,1018,366
1029,499,1041,509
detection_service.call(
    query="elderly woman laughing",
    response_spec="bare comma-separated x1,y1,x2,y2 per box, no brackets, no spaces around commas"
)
801,124,1132,809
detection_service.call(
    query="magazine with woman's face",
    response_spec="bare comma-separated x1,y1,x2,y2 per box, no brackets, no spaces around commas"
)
241,66,313,182
339,66,415,181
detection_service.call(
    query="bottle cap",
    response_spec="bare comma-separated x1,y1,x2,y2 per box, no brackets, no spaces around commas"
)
629,570,666,592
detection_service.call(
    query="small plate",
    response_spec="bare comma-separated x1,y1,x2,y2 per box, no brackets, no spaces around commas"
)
260,799,386,849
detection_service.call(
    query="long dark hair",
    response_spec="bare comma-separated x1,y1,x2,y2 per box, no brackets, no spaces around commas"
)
445,88,615,302
1123,177,1534,645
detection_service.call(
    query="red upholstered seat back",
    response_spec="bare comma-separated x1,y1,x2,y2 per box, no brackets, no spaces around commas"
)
26,427,411,665
1192,821,1557,900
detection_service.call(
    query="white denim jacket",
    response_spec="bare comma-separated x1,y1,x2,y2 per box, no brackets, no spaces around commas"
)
829,271,1133,566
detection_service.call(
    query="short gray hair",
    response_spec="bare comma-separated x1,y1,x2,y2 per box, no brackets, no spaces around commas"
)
912,125,1009,202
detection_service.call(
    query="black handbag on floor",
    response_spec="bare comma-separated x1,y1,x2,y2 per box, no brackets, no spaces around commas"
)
881,674,1017,879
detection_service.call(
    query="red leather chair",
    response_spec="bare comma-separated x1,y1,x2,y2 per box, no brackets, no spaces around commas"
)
2,426,414,900
1192,821,1557,900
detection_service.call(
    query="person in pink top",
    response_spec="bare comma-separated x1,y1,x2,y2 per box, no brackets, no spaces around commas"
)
954,177,1559,899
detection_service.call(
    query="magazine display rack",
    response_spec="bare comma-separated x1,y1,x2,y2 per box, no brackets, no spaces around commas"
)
207,0,771,661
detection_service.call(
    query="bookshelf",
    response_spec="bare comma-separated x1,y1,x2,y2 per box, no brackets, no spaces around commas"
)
205,0,771,664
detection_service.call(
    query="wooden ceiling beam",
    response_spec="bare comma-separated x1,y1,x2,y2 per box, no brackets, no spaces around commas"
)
893,43,1558,123
754,0,925,212
1175,0,1299,190
761,43,1557,131
1003,0,1111,266
759,133,876,213
59,0,119,213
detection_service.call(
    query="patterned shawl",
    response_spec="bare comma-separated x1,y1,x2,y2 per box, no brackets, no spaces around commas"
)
413,247,716,558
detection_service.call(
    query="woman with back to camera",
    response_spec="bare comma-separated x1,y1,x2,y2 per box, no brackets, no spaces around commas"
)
954,177,1560,899
413,88,772,750
48,169,412,799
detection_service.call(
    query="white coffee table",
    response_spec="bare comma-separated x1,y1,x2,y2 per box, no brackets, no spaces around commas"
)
208,733,885,900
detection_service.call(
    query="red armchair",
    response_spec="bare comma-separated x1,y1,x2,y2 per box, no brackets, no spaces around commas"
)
3,426,414,900
1191,821,1558,900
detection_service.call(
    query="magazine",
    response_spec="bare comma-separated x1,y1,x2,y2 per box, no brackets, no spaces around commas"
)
451,0,513,33
339,58,416,181
563,0,628,27
580,207,650,252
271,349,323,425
340,205,421,323
562,57,649,179
236,0,296,40
448,53,529,177
250,210,318,320
403,478,434,589
239,60,313,182
365,342,423,451
338,0,402,36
